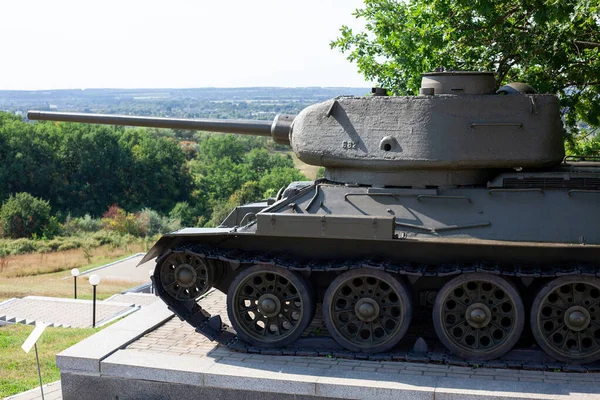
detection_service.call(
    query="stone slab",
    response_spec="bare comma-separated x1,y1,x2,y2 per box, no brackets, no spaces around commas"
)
91,348,600,400
104,292,160,306
56,300,173,373
61,372,340,400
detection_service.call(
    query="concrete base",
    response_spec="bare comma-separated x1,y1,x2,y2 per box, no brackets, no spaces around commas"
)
61,373,338,400
56,291,600,400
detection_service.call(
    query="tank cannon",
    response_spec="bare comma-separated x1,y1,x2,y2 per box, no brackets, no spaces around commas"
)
27,71,600,365
27,110,295,145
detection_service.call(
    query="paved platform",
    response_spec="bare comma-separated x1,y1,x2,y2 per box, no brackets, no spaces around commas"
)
0,296,138,328
55,289,600,400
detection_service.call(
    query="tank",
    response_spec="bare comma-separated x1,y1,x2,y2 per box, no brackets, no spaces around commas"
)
28,71,600,365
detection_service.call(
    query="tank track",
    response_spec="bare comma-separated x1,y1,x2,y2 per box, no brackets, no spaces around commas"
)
153,244,600,373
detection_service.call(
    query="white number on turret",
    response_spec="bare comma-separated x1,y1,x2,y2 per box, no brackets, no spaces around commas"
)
342,141,358,150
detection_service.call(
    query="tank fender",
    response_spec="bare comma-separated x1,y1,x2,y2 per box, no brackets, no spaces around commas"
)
136,235,178,266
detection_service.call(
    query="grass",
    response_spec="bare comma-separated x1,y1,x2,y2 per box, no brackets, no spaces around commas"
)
0,242,148,397
0,240,146,278
0,243,147,300
0,324,101,398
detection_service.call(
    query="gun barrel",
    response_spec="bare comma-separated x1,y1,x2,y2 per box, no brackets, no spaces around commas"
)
27,111,294,145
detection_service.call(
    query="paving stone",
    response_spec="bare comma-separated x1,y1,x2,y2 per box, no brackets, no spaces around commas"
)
468,374,496,380
446,373,469,379
308,363,331,369
377,367,404,373
399,370,425,376
354,366,377,372
519,377,545,383
494,376,519,382
423,371,447,377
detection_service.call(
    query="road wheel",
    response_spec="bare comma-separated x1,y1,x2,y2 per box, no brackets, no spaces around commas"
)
323,268,412,353
433,273,524,360
227,265,315,348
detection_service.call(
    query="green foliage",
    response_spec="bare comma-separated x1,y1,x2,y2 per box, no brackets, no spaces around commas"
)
316,167,326,179
0,117,192,217
169,202,196,227
191,135,308,225
331,0,600,152
0,113,309,228
258,167,307,198
97,205,181,237
206,199,237,227
137,208,181,236
0,231,138,256
76,214,102,232
0,193,53,239
101,205,141,236
229,181,262,206
568,136,600,156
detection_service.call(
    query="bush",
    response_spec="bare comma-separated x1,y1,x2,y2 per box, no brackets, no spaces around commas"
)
101,205,140,236
0,193,53,239
137,208,181,236
4,238,36,254
169,202,196,227
76,214,102,232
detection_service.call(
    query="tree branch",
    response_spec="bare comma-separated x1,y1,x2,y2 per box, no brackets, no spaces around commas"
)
574,41,600,48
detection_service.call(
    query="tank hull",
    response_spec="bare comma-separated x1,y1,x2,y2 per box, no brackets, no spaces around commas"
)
148,165,600,365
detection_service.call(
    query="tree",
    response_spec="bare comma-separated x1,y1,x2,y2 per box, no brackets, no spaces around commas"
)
169,201,196,227
331,0,600,153
0,192,53,239
259,167,307,198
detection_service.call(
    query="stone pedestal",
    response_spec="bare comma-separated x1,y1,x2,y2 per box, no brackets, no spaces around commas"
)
56,291,600,400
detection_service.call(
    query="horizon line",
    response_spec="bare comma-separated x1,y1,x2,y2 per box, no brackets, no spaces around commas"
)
0,85,372,93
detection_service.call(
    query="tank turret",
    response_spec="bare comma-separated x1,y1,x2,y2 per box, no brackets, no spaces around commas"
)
28,71,565,187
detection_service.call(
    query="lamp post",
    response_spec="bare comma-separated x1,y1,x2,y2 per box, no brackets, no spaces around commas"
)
89,274,100,328
149,269,154,294
71,268,80,299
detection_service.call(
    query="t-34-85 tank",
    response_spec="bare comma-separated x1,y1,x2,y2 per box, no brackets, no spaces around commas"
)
28,71,600,364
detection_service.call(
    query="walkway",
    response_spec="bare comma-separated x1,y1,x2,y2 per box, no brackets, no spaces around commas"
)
78,253,154,283
0,296,138,328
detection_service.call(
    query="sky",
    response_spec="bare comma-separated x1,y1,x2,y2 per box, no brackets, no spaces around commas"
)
0,0,371,90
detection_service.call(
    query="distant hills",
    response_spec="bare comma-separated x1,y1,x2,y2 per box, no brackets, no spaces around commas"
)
0,87,370,120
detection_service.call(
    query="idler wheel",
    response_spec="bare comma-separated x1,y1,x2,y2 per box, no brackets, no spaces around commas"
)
157,251,212,301
433,273,524,360
227,265,315,348
531,276,600,364
322,269,412,353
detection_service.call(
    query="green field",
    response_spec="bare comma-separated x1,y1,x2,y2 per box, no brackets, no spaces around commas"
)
0,324,101,398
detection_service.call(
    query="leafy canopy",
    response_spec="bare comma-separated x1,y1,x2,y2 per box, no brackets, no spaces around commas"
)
0,192,53,239
332,0,600,152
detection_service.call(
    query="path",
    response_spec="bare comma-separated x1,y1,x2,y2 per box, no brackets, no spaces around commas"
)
78,253,154,284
